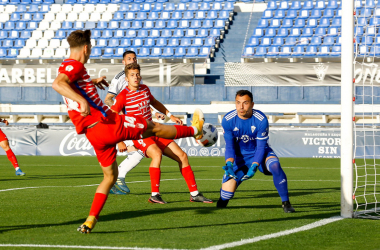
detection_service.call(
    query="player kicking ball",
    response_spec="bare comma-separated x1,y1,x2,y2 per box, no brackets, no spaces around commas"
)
217,90,295,213
0,118,25,176
52,30,205,233
111,62,212,204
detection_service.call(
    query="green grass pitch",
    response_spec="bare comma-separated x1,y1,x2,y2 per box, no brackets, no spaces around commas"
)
0,156,379,250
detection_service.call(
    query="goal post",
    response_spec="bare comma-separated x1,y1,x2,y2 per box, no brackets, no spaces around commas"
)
341,0,354,218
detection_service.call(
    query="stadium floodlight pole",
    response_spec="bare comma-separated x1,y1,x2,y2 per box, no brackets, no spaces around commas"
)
340,0,354,218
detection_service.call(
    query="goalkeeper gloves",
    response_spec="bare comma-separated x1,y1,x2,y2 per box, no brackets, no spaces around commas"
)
241,163,259,181
222,161,237,179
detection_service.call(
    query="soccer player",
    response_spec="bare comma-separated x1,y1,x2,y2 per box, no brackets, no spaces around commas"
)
103,50,164,195
217,90,295,213
111,62,213,204
52,30,205,233
0,118,25,176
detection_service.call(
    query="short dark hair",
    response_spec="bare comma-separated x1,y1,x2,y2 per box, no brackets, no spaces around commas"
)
123,50,136,59
67,30,91,48
236,90,253,102
124,62,141,75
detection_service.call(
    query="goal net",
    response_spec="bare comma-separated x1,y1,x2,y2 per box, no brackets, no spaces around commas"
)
352,0,380,219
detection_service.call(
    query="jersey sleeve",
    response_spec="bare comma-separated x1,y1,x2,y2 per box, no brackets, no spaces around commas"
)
145,85,155,102
111,90,126,113
256,116,269,141
222,116,235,160
108,77,119,95
59,61,85,83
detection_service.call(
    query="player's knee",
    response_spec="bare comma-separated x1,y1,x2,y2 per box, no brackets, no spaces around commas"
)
220,188,235,201
149,147,163,159
0,141,10,151
266,158,283,175
176,150,188,163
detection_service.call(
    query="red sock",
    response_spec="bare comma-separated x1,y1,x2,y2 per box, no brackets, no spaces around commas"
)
89,193,108,220
174,125,195,139
6,149,19,169
181,166,198,192
149,167,161,193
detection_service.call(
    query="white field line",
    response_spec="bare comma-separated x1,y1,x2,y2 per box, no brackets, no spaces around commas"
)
0,217,344,250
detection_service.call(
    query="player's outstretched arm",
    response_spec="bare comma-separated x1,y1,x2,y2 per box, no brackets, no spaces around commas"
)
150,98,182,125
52,74,91,117
92,76,109,90
104,93,115,107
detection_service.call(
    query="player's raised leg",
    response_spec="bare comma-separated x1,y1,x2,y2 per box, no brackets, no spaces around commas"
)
77,161,118,233
163,142,213,203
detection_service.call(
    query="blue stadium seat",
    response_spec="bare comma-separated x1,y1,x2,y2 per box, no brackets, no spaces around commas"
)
186,47,198,57
61,21,73,30
360,8,372,17
124,12,135,21
206,10,218,20
366,0,376,8
289,28,301,37
292,45,305,57
138,47,150,58
310,9,322,18
319,45,331,57
211,2,222,11
303,1,314,10
27,4,39,13
336,8,342,17
209,28,220,37
260,37,271,47
0,48,7,58
33,13,44,21
336,36,342,45
156,38,167,47
277,46,291,57
160,11,171,20
185,29,196,37
92,30,102,38
262,10,273,19
174,46,186,58
322,37,335,45
224,2,234,11
167,20,177,29
95,39,108,48
143,20,154,29
197,28,208,37
266,1,277,10
279,1,290,10
298,37,310,45
280,18,292,28
0,0,9,3
136,12,147,20
269,18,281,28
188,20,200,29
194,11,206,20
274,9,285,19
133,38,143,47
74,21,85,30
55,30,66,39
305,18,317,28
150,47,162,58
369,46,380,56
171,11,182,20
165,2,175,11
4,22,15,31
318,18,331,28
357,17,367,26
125,30,136,38
141,3,152,12
310,36,322,45
179,20,190,29
15,4,27,12
374,36,380,45
242,46,254,57
204,37,215,47
322,9,335,18
130,3,141,12
264,28,276,37
10,13,20,21
257,19,268,28
108,38,119,47
199,2,210,11
361,36,373,45
173,29,184,38
330,45,341,57
326,0,339,9
355,0,363,10
180,37,191,47
138,29,148,38
103,30,113,38
85,22,96,30
331,17,341,28
161,47,174,58
301,27,313,37
285,37,297,45
119,3,129,11
252,28,264,38
120,38,131,47
315,27,326,36
22,13,33,22
2,40,13,48
328,27,339,36
96,21,108,30
14,39,25,48
160,29,172,37
143,38,155,47
369,17,380,26
177,3,186,11
152,2,164,11
188,2,198,11
202,19,214,28
248,37,260,46
131,20,142,29
277,28,289,37
358,45,369,56
167,38,179,47
254,46,267,57
299,9,310,19
315,0,326,9
113,11,124,20
304,45,318,57
290,1,301,10
286,9,297,19
15,22,26,31
273,37,284,46
148,12,159,20
90,48,101,58
183,11,193,20
293,18,305,28
355,26,364,36
7,49,19,58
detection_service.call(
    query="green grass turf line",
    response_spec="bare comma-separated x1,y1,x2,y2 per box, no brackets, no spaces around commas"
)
0,156,378,249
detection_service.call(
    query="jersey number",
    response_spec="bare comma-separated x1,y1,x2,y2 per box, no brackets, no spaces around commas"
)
124,116,136,128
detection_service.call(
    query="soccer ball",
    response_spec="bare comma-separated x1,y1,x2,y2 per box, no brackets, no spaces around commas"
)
196,123,218,147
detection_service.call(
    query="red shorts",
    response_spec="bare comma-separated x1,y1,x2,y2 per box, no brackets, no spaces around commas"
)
85,113,147,167
0,129,7,142
133,137,173,157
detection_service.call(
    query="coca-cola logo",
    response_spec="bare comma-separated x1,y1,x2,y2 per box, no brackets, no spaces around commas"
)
59,131,94,156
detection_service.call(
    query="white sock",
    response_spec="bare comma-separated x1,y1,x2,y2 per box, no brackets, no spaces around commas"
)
15,167,20,171
190,191,199,196
191,126,198,136
118,151,144,178
152,192,160,196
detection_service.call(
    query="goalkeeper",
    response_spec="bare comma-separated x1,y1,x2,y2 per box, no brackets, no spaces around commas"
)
217,90,295,213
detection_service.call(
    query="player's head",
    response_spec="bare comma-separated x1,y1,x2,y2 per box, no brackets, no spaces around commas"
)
235,90,254,118
125,63,141,89
67,30,92,63
122,51,137,66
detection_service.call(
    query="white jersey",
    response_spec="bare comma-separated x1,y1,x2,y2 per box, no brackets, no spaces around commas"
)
108,70,144,96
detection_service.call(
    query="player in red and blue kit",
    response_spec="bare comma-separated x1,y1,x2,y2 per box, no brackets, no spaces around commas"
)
52,30,205,233
216,90,295,213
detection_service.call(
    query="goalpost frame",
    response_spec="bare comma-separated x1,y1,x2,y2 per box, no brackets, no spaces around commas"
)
341,0,354,218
